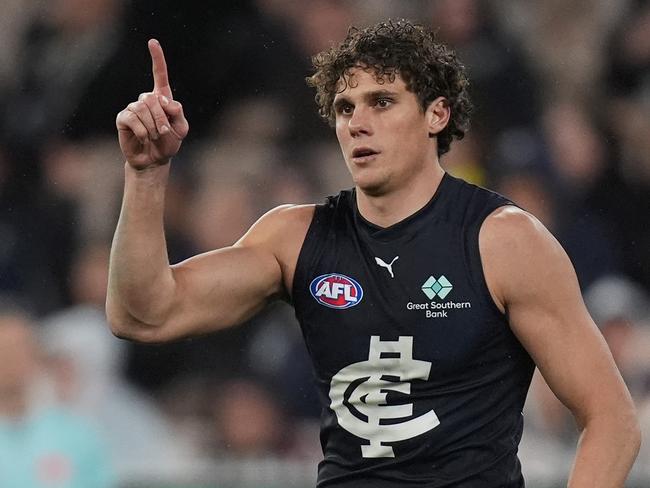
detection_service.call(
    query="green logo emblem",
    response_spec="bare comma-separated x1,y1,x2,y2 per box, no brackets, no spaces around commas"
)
421,276,453,300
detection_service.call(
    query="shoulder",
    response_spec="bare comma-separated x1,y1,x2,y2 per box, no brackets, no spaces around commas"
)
237,204,316,284
238,204,316,248
479,206,573,311
480,205,548,242
480,205,564,259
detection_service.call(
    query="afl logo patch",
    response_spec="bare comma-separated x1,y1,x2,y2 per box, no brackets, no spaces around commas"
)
310,274,363,309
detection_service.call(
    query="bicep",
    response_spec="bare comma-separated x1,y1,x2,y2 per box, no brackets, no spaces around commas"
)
164,244,283,338
481,208,631,425
121,204,312,344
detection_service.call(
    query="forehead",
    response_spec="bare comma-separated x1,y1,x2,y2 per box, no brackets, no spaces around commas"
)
335,67,408,98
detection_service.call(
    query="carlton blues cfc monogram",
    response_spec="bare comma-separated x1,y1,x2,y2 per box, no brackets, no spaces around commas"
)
329,335,440,458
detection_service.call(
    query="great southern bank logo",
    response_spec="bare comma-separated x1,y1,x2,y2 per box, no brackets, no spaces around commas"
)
310,273,363,309
421,275,453,300
406,275,471,318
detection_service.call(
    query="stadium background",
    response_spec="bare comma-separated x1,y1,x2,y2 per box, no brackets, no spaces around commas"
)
0,0,649,486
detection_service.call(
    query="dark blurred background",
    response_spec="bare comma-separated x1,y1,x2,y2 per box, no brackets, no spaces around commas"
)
0,1,649,487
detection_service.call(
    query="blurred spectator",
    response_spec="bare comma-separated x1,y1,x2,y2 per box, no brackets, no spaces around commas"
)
442,133,488,186
503,0,627,104
541,101,625,288
584,276,650,399
495,168,622,290
41,138,123,243
39,243,197,482
245,303,321,421
0,302,114,488
605,1,650,101
0,145,77,315
428,0,539,138
0,0,35,93
1,0,129,151
253,0,356,146
602,53,650,290
211,377,289,457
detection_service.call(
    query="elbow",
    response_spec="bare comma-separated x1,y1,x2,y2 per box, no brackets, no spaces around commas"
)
105,306,138,341
105,303,167,344
619,400,642,456
627,412,642,458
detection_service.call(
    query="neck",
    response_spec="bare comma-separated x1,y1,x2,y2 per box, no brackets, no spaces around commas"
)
356,163,445,228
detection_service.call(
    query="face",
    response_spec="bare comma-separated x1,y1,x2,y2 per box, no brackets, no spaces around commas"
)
334,68,444,196
0,315,39,398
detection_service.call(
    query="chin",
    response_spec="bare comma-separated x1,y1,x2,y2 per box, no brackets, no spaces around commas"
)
354,178,389,197
349,164,393,196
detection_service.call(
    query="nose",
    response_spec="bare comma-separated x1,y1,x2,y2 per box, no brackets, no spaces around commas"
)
348,106,372,137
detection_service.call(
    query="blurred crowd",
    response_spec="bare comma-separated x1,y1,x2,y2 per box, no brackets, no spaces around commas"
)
0,0,649,486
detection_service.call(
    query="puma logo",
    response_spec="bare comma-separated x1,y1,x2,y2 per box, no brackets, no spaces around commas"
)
375,256,399,278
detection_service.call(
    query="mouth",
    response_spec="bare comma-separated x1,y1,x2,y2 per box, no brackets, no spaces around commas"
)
351,147,380,163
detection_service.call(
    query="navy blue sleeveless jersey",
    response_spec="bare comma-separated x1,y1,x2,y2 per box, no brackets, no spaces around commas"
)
291,173,536,487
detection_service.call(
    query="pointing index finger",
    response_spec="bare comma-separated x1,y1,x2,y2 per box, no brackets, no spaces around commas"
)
148,39,173,99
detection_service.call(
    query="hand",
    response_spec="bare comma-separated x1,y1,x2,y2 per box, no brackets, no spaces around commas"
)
116,39,189,170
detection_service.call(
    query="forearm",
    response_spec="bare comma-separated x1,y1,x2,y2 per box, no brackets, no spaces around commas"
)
107,162,176,330
568,410,641,487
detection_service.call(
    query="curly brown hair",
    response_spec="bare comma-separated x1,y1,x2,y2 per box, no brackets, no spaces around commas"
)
306,19,472,156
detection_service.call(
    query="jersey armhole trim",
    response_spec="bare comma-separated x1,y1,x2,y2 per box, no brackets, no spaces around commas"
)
469,202,514,318
290,203,330,314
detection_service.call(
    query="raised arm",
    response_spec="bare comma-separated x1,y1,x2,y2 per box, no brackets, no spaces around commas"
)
108,40,312,343
480,206,640,487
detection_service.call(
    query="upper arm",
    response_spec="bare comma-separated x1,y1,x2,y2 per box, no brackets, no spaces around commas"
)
479,207,635,426
130,204,314,343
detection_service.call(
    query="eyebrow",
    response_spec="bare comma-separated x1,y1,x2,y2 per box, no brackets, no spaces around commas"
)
333,89,400,112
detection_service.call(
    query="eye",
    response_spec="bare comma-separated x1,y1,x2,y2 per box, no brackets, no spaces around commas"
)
339,103,353,115
375,98,393,108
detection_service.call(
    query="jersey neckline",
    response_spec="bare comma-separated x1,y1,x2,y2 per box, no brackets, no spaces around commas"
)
352,172,451,243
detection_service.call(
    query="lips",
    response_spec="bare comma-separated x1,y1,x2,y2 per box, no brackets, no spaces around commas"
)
352,147,379,159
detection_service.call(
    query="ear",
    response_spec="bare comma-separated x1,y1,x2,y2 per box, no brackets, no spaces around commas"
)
426,96,451,137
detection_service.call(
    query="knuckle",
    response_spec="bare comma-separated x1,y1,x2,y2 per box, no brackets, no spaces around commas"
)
142,92,157,104
138,92,152,101
127,101,142,112
155,115,169,126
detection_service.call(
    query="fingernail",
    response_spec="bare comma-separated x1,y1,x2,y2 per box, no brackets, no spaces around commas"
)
160,125,169,134
161,96,169,105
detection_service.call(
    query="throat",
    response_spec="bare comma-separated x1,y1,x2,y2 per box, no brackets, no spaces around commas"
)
356,168,445,228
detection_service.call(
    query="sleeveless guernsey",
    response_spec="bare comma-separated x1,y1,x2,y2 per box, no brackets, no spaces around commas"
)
292,173,536,487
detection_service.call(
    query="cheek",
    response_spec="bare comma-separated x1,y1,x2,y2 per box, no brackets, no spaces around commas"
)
386,120,424,151
335,119,347,141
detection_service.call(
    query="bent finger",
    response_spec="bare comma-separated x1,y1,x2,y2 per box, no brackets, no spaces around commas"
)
162,100,189,139
117,110,148,144
162,99,184,118
127,101,159,140
140,93,171,136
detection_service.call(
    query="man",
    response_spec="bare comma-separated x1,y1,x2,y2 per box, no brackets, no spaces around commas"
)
108,20,640,487
0,305,114,488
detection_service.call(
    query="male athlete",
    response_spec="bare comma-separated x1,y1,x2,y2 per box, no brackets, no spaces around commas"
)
108,21,640,487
